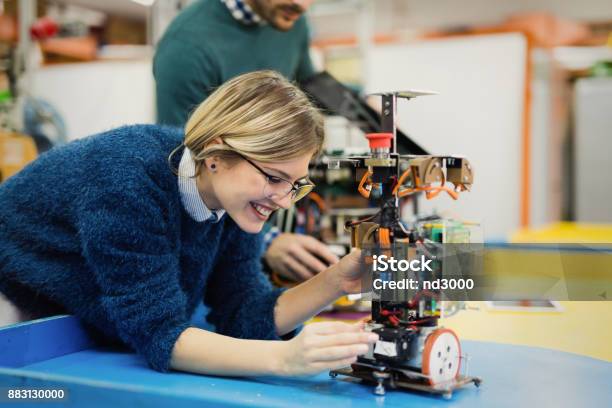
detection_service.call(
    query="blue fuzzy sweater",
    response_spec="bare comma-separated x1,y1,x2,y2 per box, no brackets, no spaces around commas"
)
0,125,285,372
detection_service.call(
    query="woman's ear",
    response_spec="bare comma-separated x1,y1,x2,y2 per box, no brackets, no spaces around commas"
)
202,137,223,172
205,157,218,172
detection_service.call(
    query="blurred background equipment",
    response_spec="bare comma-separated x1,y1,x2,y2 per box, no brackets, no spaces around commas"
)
0,130,37,182
23,97,66,152
0,0,156,178
573,76,612,223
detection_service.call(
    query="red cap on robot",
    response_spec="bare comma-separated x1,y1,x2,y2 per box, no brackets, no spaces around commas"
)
366,133,393,150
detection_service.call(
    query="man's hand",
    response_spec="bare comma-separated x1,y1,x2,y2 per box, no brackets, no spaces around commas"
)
264,233,339,281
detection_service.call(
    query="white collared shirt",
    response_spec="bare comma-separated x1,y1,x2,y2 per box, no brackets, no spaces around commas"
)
178,147,225,223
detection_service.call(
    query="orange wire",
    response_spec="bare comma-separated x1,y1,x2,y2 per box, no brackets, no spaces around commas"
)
414,174,422,188
307,191,326,211
424,185,459,200
358,169,372,198
379,228,391,247
392,168,412,195
398,185,459,200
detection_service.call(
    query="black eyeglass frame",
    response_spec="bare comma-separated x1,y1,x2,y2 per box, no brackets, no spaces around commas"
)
233,152,315,203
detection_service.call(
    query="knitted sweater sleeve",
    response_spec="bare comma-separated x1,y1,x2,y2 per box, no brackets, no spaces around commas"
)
76,165,188,372
204,225,287,340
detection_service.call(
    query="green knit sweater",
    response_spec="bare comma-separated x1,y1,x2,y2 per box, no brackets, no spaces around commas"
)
153,0,315,126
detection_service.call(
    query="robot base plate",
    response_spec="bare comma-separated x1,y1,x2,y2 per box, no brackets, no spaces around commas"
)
329,363,482,399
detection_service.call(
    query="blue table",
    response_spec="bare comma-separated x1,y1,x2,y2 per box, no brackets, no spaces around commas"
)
0,316,610,407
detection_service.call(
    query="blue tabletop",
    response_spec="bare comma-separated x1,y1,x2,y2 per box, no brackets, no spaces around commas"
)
0,317,610,407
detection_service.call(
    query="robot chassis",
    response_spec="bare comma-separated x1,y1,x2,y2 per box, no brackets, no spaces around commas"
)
328,91,482,399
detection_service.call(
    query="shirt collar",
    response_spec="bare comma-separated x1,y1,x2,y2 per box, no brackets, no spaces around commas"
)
178,147,225,223
220,0,265,26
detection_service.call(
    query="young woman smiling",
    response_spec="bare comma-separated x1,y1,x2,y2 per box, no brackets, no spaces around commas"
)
0,70,377,376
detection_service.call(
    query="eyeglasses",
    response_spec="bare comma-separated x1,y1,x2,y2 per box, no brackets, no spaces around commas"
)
236,153,314,203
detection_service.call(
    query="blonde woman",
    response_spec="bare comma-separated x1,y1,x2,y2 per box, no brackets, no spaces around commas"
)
0,70,377,376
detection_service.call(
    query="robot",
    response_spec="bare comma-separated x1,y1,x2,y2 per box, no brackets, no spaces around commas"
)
328,91,482,399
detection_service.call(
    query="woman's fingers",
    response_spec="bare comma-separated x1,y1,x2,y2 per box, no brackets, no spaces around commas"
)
309,331,378,348
287,321,381,376
358,315,372,325
307,344,370,362
310,356,358,372
302,323,378,367
307,321,363,335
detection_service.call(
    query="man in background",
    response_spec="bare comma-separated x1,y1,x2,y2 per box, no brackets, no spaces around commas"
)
154,0,339,282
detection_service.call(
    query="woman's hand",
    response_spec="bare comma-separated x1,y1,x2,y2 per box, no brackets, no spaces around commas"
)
276,321,378,376
328,248,367,295
271,249,370,339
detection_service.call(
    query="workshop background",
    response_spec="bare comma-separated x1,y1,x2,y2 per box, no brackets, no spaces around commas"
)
1,0,611,364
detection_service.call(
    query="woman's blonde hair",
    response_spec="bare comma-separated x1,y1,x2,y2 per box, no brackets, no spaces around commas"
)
173,70,324,173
